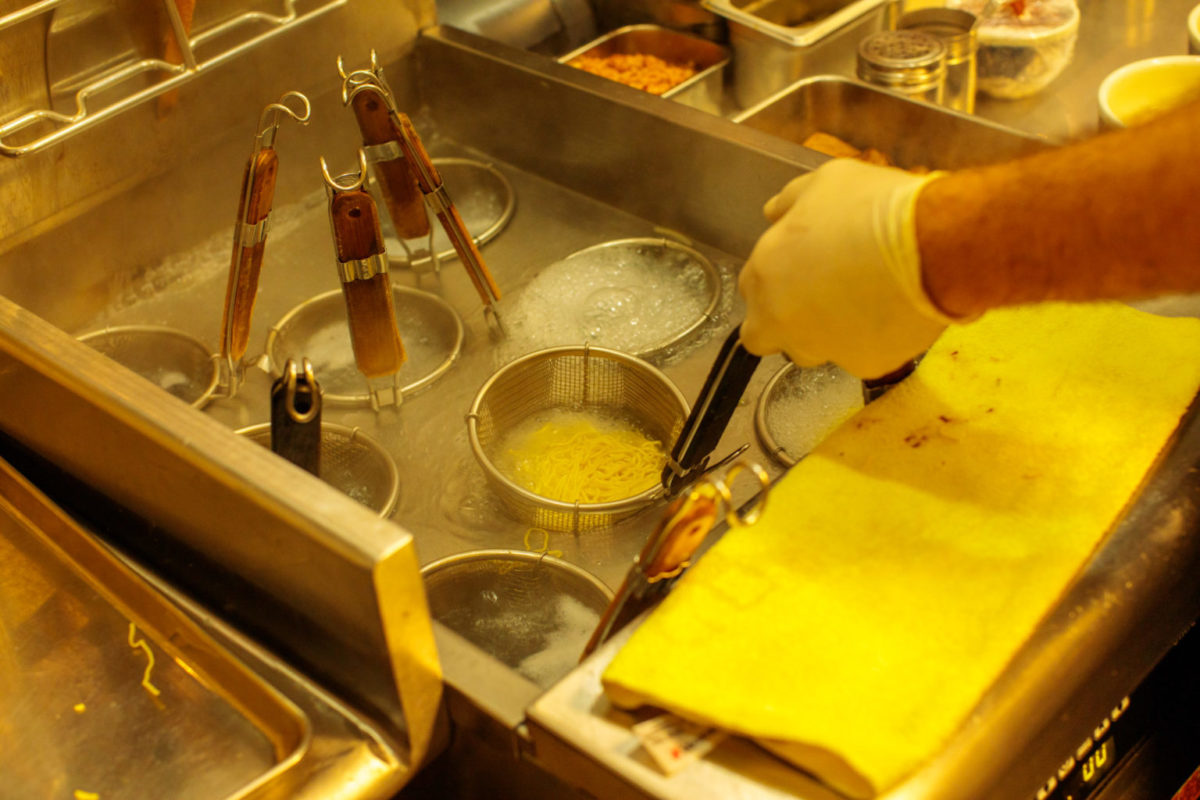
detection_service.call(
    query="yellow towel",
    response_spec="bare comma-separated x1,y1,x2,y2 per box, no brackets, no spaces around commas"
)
602,303,1200,798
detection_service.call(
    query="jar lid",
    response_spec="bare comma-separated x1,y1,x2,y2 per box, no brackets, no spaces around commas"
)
857,30,947,88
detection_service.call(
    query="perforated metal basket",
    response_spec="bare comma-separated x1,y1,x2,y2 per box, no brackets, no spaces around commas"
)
467,345,689,532
238,422,400,517
421,549,612,688
78,324,218,408
754,361,865,467
382,157,516,273
265,285,463,407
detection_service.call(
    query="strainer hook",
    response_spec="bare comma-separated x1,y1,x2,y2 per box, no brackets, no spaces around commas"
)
255,91,311,151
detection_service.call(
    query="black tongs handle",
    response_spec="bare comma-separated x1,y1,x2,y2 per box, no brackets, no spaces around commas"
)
663,326,761,493
271,358,323,477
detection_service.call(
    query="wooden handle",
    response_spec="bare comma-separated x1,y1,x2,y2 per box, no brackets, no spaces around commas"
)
438,206,503,302
342,273,406,377
330,188,385,262
395,114,442,193
221,149,277,360
156,0,197,117
396,114,502,302
351,92,430,239
330,188,405,376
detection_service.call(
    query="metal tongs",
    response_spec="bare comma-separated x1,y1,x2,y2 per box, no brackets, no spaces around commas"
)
218,91,311,397
271,357,322,476
662,325,763,495
320,150,408,410
337,52,504,329
581,460,771,659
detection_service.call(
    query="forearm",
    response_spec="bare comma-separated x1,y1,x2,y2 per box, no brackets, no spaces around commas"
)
916,101,1200,318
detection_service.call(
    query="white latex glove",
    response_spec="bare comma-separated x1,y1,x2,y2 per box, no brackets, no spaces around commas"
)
738,158,956,380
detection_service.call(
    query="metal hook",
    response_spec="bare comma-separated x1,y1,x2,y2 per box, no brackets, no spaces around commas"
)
282,358,321,424
337,50,396,108
255,91,311,150
336,50,381,81
319,149,369,192
702,460,771,528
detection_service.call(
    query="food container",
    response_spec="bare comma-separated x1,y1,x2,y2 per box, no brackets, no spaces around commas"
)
856,29,947,104
897,6,978,113
701,0,890,109
1098,55,1200,130
558,24,731,114
734,75,1047,170
948,0,1079,99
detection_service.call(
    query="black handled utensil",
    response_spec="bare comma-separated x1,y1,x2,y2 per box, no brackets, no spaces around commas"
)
662,325,761,495
270,358,322,476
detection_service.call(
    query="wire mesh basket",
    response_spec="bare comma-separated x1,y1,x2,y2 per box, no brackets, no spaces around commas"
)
237,422,400,517
421,549,612,688
467,345,689,532
382,157,516,273
78,325,219,409
754,361,865,467
500,237,722,361
264,285,463,407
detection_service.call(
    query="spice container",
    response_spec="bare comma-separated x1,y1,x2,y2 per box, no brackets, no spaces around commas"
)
898,7,977,113
856,29,946,104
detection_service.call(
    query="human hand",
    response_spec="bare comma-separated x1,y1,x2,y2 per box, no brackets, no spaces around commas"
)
738,158,955,379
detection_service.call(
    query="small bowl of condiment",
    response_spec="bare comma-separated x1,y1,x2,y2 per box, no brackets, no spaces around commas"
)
1189,3,1200,55
1098,55,1200,129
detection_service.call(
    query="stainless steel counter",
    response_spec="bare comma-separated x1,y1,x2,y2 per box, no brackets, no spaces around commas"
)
973,0,1197,140
1,2,1197,798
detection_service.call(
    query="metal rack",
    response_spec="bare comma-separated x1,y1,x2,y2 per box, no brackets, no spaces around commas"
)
0,0,346,157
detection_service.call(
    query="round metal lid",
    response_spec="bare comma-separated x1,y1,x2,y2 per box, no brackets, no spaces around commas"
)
857,29,947,86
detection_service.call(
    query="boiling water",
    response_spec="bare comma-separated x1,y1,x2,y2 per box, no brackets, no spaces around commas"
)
767,364,865,461
515,594,601,687
500,244,712,359
438,587,601,689
281,299,454,396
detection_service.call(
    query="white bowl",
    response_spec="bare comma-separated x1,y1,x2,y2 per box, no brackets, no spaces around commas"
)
1189,3,1200,55
1098,55,1200,129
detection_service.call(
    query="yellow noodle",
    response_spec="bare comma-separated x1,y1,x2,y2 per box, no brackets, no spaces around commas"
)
498,409,665,503
127,623,161,698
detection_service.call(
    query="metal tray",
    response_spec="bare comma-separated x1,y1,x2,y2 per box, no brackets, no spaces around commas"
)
558,24,731,114
703,0,890,108
0,454,307,799
734,74,1051,169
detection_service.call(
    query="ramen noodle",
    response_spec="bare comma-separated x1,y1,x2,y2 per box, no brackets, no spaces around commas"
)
496,409,666,503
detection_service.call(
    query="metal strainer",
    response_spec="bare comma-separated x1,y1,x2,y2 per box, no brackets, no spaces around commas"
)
421,550,612,688
382,157,516,273
265,285,463,407
78,325,219,408
237,422,400,517
467,345,689,532
754,361,865,468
